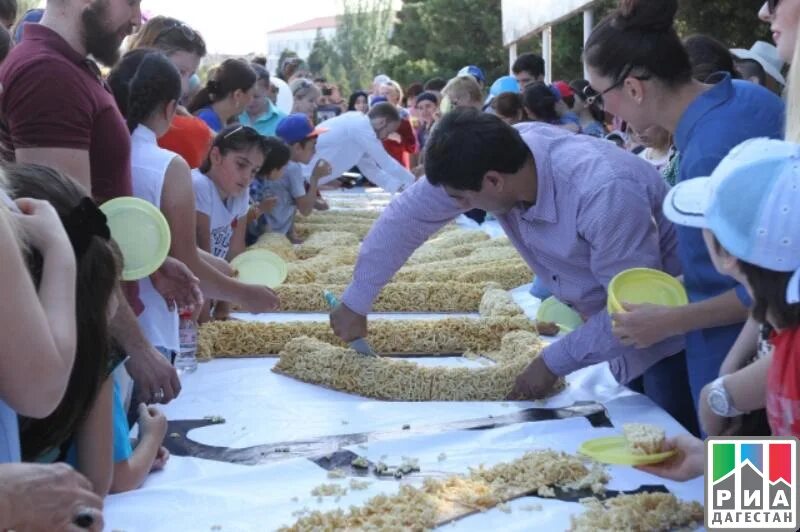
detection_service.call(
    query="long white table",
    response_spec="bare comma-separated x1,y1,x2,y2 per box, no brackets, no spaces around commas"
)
104,209,704,531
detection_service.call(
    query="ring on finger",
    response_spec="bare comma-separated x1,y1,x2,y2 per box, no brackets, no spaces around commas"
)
153,389,165,402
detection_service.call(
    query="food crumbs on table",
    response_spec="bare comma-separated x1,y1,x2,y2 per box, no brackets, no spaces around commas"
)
351,456,369,469
349,479,371,490
327,468,346,479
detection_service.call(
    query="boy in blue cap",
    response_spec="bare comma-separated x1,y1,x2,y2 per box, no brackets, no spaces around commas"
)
640,138,800,480
260,113,331,242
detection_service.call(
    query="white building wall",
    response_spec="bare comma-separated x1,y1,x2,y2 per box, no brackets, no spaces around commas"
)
267,27,337,73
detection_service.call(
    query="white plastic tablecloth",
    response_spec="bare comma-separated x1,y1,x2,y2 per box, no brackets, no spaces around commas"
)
103,217,705,531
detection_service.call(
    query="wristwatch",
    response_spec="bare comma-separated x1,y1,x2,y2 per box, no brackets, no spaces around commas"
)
707,376,743,417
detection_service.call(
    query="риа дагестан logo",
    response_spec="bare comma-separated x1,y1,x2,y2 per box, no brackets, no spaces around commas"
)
706,437,798,530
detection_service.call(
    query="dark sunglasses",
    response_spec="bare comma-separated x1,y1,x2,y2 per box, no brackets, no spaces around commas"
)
154,20,199,43
584,64,651,107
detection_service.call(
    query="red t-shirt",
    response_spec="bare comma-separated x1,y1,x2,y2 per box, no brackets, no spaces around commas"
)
0,24,142,313
766,326,800,436
382,118,417,169
158,114,213,169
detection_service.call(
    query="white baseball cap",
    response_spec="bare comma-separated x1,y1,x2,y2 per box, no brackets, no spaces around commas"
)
663,138,800,302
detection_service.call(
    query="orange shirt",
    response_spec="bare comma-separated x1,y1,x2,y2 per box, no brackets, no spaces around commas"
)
158,114,213,169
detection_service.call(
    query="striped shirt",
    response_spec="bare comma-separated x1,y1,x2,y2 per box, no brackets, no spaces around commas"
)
342,122,685,383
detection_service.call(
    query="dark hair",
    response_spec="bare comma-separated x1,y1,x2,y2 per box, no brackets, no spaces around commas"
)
736,58,767,86
200,125,269,174
368,101,401,122
710,236,800,329
424,108,530,192
251,63,270,85
584,0,692,87
404,82,424,105
0,0,16,24
423,77,446,92
0,24,10,64
9,164,121,462
261,136,291,174
108,49,182,133
512,53,545,78
522,82,559,123
188,58,257,113
347,90,369,111
128,16,207,58
252,55,267,67
491,92,524,120
684,34,738,83
570,79,606,122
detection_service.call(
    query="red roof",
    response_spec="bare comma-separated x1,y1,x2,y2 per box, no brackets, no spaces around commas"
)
269,16,338,34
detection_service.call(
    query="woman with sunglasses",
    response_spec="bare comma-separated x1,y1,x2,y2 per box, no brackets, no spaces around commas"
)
585,0,785,421
128,16,213,169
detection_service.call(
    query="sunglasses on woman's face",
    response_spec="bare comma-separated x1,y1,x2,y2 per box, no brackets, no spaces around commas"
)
768,0,780,14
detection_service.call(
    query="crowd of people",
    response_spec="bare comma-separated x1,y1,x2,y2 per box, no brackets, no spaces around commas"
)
0,0,797,527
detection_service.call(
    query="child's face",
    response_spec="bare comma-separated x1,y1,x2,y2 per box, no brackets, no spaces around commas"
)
416,100,437,122
246,81,270,116
267,164,287,181
702,228,752,296
354,95,369,114
291,138,317,164
211,146,266,198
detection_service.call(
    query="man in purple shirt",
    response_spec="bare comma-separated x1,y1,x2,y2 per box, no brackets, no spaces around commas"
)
331,109,696,431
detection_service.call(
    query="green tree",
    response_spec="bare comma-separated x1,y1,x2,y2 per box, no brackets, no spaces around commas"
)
386,0,506,87
307,30,338,76
676,0,770,48
334,0,396,91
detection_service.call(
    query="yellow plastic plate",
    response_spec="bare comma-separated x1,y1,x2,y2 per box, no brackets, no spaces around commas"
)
536,296,583,333
99,197,170,281
607,268,688,315
231,249,288,288
579,436,676,466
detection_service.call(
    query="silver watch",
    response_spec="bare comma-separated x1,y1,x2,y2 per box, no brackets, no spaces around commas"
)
707,376,743,417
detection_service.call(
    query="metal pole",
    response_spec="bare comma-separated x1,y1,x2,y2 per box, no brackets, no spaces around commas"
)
583,9,595,79
509,42,518,75
542,26,552,83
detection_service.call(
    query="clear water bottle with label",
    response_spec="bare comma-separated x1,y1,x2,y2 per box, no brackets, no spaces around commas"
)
176,309,198,374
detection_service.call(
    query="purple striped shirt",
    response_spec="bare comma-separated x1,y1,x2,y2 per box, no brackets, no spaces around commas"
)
342,122,684,383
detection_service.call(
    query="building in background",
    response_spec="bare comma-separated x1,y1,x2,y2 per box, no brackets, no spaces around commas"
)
267,16,338,73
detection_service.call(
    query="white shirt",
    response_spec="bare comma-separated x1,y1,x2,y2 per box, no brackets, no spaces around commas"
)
192,168,250,259
131,125,180,352
306,111,415,192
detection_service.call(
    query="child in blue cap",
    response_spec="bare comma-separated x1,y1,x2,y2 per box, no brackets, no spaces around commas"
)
271,113,331,242
639,138,800,481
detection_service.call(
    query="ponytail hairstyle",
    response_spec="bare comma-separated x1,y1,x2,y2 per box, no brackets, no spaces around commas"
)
584,0,692,88
200,124,270,175
8,164,122,462
522,82,559,123
108,48,182,133
188,58,257,114
127,16,207,58
683,34,738,83
570,79,606,122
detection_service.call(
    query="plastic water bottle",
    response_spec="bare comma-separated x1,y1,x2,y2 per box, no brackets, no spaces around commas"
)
176,309,198,374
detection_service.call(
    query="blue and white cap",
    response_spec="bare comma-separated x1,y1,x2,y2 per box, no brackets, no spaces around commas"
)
663,138,800,303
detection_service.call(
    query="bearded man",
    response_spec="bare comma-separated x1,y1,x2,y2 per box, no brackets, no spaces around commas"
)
0,0,201,407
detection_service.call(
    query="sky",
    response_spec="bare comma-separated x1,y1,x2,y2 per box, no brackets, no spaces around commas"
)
142,1,343,55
